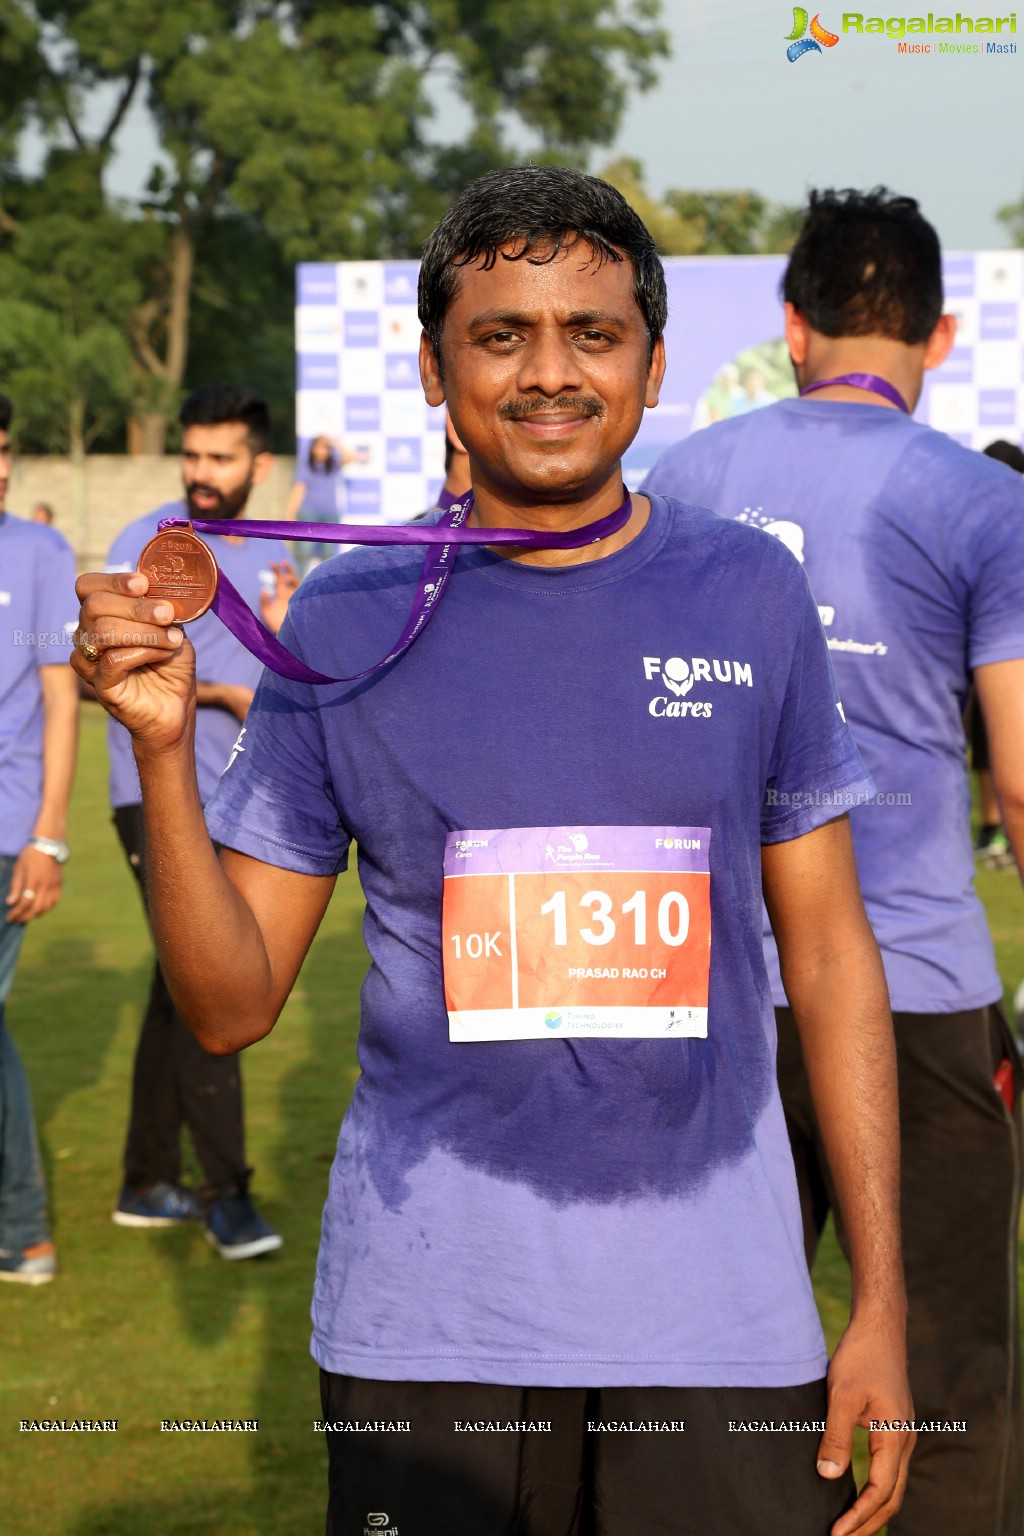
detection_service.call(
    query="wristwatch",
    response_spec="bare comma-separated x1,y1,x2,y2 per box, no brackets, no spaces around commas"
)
28,836,70,865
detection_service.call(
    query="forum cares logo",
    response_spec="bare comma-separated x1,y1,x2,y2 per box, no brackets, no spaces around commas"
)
785,7,840,58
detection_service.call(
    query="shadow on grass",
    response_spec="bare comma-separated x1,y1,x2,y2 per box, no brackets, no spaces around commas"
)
12,928,152,1244
41,879,366,1536
247,897,368,1534
68,1494,245,1536
8,716,397,1531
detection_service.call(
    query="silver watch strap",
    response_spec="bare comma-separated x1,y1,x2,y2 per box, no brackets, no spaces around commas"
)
28,836,70,864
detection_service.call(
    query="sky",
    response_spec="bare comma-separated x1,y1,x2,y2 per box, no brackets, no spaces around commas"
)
19,0,1024,253
605,0,1023,251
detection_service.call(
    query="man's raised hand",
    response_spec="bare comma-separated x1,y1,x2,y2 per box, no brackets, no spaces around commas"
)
72,571,197,751
260,559,299,636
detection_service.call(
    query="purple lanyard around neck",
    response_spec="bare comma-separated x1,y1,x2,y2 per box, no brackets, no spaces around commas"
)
159,490,632,686
799,373,910,414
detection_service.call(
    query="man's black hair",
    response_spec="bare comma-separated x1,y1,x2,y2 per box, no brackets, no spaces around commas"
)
179,383,271,455
984,439,1024,475
783,188,943,345
0,394,12,433
418,165,668,368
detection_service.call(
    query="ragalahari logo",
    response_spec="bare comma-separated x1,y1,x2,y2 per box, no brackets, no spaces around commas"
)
785,7,840,58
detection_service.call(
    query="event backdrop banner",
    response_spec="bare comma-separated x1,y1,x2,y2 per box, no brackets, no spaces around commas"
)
295,251,1024,519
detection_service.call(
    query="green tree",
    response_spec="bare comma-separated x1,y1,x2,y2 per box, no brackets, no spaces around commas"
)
595,157,706,253
998,192,1024,247
601,158,802,255
0,176,153,445
0,0,44,177
0,296,133,538
180,211,296,453
2,0,666,451
0,299,133,460
665,190,802,255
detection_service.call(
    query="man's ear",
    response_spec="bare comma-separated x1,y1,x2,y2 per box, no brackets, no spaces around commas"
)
251,451,274,487
783,303,810,367
420,331,446,406
445,409,467,454
923,312,956,373
645,336,667,409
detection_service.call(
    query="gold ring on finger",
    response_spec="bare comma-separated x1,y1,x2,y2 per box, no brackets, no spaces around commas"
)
77,637,101,663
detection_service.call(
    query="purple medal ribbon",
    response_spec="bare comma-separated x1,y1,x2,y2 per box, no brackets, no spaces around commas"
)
159,491,632,686
799,373,910,414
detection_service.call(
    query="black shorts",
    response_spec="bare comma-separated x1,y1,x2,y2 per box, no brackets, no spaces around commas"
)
319,1372,856,1536
965,688,991,771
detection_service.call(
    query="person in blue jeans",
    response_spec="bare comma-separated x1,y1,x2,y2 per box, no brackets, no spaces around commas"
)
0,862,50,1275
0,392,80,1285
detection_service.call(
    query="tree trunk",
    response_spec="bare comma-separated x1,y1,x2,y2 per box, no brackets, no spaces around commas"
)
127,220,196,455
127,415,171,455
69,395,88,554
165,222,194,389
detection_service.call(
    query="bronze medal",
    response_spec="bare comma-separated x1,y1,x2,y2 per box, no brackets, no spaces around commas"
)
137,526,219,622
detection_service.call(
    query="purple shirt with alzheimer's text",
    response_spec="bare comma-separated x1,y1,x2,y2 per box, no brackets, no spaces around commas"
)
206,494,871,1387
0,514,78,855
106,502,292,806
644,400,1024,1012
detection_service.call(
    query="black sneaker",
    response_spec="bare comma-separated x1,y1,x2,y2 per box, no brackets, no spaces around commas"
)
113,1181,204,1227
204,1186,282,1261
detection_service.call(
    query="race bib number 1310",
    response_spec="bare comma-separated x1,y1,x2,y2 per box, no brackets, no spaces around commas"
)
442,825,711,1041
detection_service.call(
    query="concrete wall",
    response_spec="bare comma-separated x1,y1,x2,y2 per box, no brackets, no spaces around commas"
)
7,455,298,570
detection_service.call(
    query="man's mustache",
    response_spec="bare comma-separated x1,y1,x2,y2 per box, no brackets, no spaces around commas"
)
186,484,222,502
499,396,604,421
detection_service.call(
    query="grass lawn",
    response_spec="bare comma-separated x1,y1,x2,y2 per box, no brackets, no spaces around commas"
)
2,709,1023,1532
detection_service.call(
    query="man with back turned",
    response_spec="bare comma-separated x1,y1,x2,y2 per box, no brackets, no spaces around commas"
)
646,186,1024,1536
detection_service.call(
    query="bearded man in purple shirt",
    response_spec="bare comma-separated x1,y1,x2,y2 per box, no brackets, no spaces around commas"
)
74,168,912,1536
645,187,1024,1536
0,393,79,1284
103,383,295,1259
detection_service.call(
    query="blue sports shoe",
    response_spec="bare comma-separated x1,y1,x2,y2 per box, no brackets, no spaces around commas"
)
112,1181,204,1228
204,1182,282,1261
0,1240,57,1285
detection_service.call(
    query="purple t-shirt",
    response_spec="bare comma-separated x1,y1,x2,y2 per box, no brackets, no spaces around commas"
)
644,400,1024,1013
0,514,78,855
206,493,871,1387
106,503,292,807
293,463,343,522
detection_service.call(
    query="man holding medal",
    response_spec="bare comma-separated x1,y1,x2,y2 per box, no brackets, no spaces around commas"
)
74,167,912,1534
